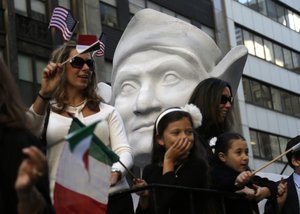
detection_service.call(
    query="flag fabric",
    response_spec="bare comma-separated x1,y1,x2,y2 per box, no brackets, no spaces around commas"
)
76,35,98,53
94,33,106,57
80,41,102,54
64,120,98,170
54,118,119,214
49,6,77,41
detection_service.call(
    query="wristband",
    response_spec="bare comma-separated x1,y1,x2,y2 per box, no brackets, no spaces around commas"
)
38,92,51,101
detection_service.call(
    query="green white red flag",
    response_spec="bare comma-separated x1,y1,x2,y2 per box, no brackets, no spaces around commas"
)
54,118,119,213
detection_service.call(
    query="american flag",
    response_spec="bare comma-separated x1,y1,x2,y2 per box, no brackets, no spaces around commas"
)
94,33,106,57
48,6,77,41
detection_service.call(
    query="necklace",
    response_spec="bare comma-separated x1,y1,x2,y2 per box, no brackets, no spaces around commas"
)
65,99,87,117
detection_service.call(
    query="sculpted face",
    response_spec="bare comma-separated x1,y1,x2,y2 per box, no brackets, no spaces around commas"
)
110,9,248,168
113,49,206,167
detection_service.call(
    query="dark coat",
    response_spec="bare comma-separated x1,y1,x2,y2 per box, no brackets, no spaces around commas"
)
264,174,299,214
0,126,54,214
211,164,277,214
135,159,214,214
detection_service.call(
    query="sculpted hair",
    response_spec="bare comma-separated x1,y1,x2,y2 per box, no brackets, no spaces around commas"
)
0,58,26,128
50,41,101,111
189,77,233,139
151,109,206,165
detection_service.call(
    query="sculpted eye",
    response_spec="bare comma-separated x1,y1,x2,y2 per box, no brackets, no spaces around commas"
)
162,72,181,85
120,81,138,95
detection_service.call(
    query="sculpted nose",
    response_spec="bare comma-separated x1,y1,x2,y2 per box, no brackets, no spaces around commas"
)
133,86,161,115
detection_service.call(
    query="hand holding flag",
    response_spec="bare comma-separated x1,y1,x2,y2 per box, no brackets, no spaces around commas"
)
48,6,78,41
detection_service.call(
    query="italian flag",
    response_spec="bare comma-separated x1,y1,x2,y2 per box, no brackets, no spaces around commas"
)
54,118,119,214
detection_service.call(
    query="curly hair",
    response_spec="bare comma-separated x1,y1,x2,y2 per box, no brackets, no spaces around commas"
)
50,41,101,111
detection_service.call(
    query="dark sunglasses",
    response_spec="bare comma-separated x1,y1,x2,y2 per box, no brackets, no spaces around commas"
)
220,95,233,105
69,57,94,70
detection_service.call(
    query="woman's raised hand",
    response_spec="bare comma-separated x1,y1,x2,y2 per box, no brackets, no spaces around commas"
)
40,62,62,98
165,138,192,163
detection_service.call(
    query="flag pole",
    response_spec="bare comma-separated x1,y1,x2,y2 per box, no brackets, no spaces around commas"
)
61,40,100,66
118,160,138,180
252,145,295,175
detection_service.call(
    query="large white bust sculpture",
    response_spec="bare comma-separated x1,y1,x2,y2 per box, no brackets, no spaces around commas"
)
110,9,248,168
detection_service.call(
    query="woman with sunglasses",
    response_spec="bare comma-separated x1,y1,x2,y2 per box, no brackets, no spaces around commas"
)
26,41,134,214
188,77,234,165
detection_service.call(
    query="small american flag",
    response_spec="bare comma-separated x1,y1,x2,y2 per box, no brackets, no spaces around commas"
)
49,6,77,41
94,33,106,57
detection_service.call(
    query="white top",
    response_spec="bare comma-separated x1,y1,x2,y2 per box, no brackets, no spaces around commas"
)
27,102,133,200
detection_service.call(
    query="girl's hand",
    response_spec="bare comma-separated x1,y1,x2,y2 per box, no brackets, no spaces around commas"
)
253,185,271,201
235,171,252,187
40,62,62,97
164,138,192,163
235,186,256,200
132,178,149,197
277,178,287,207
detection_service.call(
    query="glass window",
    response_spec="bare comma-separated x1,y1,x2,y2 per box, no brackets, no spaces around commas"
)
243,30,255,55
282,48,293,69
266,0,277,21
269,135,281,160
129,0,145,8
14,0,27,16
291,95,300,117
281,91,293,115
263,39,274,63
235,27,243,45
251,80,264,106
58,0,71,9
250,130,260,157
279,137,288,162
31,0,46,21
35,59,47,84
292,52,300,72
258,132,272,160
18,54,33,82
257,0,267,16
271,87,282,112
248,0,258,11
273,44,284,67
261,85,272,109
294,13,300,33
100,2,119,28
238,0,249,5
287,10,296,31
254,35,265,59
276,5,287,26
242,78,252,102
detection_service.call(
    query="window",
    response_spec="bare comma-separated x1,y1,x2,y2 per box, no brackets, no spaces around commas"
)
250,129,289,161
271,87,283,112
18,54,33,82
100,2,119,28
243,76,300,118
58,0,71,9
266,0,277,21
273,44,284,67
243,30,255,55
254,35,265,59
282,48,293,69
263,39,274,63
14,0,46,22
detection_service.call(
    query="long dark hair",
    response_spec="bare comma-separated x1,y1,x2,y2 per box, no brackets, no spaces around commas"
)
151,108,206,165
0,58,26,128
189,77,233,139
50,41,101,111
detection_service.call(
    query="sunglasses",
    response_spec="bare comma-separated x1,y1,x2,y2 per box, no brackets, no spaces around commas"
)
69,57,94,70
220,95,233,105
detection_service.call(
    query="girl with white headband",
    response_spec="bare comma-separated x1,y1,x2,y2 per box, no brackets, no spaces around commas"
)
133,104,216,214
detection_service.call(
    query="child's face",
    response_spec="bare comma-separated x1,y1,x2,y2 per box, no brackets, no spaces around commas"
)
220,139,249,172
159,117,194,151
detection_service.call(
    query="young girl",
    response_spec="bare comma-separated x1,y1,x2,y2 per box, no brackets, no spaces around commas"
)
211,132,277,214
133,104,214,214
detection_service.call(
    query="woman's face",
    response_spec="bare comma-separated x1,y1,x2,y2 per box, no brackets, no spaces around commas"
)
158,117,194,152
218,86,232,123
65,49,94,91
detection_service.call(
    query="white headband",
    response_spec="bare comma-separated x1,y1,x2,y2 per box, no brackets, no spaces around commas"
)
155,104,202,133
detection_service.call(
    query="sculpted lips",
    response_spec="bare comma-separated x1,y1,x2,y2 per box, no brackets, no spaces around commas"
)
132,122,154,132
